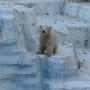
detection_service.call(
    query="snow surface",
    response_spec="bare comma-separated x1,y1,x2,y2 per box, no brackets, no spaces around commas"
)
0,1,90,90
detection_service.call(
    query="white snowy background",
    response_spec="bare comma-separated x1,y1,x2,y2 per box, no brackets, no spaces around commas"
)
0,0,90,90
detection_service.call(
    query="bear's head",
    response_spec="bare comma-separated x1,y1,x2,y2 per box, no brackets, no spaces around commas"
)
39,25,52,36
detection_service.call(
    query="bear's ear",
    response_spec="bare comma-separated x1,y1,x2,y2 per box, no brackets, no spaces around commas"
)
47,26,52,32
47,26,52,30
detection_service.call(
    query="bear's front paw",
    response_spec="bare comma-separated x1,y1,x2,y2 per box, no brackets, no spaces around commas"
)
46,53,52,57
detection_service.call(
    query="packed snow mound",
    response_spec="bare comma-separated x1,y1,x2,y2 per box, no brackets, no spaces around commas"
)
0,5,39,52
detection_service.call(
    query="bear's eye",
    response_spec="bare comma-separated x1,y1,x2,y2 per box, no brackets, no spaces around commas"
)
42,30,45,33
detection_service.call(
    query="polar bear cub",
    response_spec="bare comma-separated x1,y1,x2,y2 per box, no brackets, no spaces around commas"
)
37,25,58,56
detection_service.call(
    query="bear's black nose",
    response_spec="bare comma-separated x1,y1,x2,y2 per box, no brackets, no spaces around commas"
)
42,30,45,33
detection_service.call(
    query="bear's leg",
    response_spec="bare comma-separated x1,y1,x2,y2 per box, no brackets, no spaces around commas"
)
40,46,46,54
37,44,46,54
46,45,53,57
53,45,58,54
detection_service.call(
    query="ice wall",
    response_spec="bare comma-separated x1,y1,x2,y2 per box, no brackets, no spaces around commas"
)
0,5,42,90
